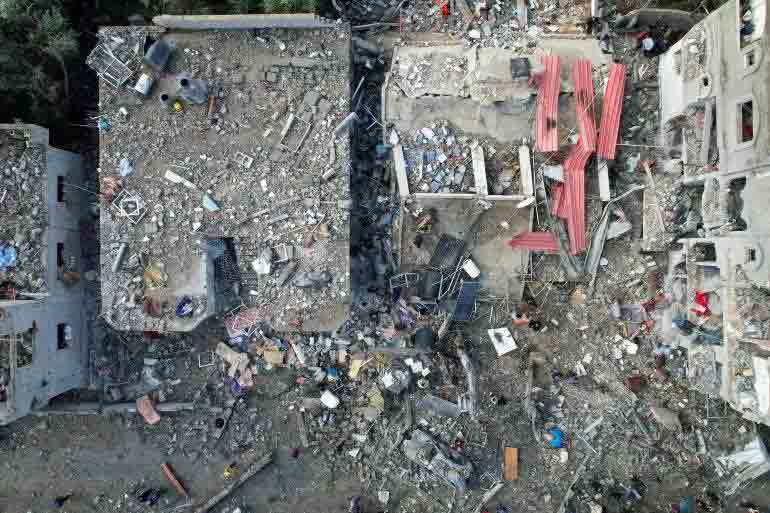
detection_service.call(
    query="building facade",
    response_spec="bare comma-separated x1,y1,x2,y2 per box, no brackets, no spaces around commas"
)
0,124,87,425
658,0,770,425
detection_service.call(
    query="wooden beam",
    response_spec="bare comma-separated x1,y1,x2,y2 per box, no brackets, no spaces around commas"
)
193,453,272,513
503,447,519,481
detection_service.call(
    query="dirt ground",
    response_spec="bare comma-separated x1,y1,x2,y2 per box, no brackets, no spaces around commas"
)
0,390,362,513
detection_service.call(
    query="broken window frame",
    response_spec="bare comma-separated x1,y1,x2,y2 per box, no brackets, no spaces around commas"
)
57,176,65,203
57,323,71,350
736,98,756,146
742,45,762,75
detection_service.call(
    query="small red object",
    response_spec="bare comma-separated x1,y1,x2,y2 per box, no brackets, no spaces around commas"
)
691,290,710,316
433,0,449,17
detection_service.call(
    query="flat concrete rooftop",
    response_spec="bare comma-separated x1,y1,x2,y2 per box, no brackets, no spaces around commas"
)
98,24,352,333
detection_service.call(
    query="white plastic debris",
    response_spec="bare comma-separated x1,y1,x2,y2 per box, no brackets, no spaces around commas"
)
462,258,481,278
119,158,134,177
321,390,340,409
542,164,564,182
487,327,517,356
164,169,196,189
516,196,535,209
615,334,639,355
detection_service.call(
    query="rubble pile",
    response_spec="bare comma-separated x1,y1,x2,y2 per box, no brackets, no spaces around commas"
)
86,11,770,513
0,132,49,295
5,1,770,512
398,123,519,195
97,26,352,332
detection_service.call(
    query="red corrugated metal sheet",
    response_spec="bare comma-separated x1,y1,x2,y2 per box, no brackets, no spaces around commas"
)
535,56,560,153
550,182,564,216
597,63,626,160
549,141,591,255
568,141,592,254
571,59,596,152
507,232,559,253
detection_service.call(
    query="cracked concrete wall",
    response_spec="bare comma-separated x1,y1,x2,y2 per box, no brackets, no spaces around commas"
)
659,0,770,176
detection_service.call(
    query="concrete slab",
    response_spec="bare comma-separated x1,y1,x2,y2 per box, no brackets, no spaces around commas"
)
398,197,530,300
385,91,534,143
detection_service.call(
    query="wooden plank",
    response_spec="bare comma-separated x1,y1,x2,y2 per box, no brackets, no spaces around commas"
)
503,447,519,480
161,463,189,498
393,144,410,197
518,144,533,196
471,145,489,195
193,453,272,513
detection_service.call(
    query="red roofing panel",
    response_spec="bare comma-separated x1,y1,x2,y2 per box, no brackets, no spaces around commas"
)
560,141,592,255
507,232,559,253
535,56,561,153
550,182,565,217
597,63,627,160
571,59,596,152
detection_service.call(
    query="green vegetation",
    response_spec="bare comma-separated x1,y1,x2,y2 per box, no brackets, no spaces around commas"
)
0,0,319,127
0,0,78,126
